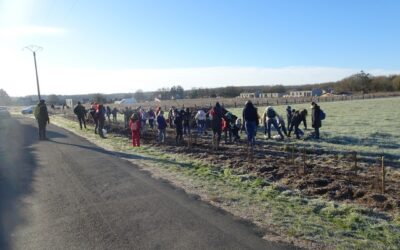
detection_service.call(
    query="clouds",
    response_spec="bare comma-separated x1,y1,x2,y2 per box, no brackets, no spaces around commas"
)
4,66,400,96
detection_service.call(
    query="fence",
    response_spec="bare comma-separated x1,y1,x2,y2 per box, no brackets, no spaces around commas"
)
126,91,400,110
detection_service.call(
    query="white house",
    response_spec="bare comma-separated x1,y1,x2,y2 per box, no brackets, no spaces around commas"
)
289,91,312,97
114,98,137,105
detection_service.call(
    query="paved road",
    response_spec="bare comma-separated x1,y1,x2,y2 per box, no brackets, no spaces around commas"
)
0,117,293,250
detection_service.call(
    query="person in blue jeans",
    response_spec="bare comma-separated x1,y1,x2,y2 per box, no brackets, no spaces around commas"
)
242,101,259,146
263,106,284,140
156,111,167,143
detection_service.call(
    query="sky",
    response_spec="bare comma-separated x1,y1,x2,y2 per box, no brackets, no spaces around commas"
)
1,0,400,97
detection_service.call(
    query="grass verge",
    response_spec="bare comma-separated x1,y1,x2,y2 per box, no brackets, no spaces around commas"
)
49,114,400,249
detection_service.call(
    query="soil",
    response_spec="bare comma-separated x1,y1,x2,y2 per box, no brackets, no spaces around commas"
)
67,114,400,213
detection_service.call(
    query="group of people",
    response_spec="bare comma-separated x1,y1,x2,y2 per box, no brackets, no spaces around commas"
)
35,99,324,149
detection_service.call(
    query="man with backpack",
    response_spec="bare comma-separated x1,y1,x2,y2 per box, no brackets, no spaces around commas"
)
73,102,87,130
34,99,50,140
311,102,324,139
263,106,284,140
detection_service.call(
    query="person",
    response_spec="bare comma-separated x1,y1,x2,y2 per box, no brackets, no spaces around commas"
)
122,107,131,128
96,104,107,138
106,106,111,123
277,115,288,136
148,108,155,129
233,118,242,142
111,107,118,123
195,108,206,135
286,106,292,128
210,102,223,148
311,102,322,139
129,112,141,147
263,106,284,140
183,107,191,135
89,103,99,134
299,109,308,130
34,99,50,140
288,110,306,139
73,102,87,130
242,101,258,146
174,109,183,145
156,110,167,143
168,108,174,128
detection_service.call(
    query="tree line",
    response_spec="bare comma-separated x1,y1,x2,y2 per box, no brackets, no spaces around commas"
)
1,72,400,106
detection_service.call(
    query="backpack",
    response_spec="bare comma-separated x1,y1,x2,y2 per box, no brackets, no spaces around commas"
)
319,109,326,120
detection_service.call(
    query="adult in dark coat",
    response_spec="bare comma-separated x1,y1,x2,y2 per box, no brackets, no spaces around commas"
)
311,102,322,139
286,106,292,128
210,102,223,145
73,101,87,130
288,110,306,139
96,104,107,138
174,109,184,145
34,100,50,140
242,100,259,146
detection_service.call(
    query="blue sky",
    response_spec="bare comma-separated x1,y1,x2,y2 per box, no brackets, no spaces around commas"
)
1,0,400,96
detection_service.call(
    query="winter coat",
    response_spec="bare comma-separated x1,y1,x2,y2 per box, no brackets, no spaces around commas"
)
34,103,49,124
157,115,167,130
312,105,322,128
242,105,258,125
74,104,86,118
130,119,141,133
210,105,223,130
174,113,183,129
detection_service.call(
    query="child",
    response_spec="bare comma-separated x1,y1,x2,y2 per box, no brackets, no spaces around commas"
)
129,113,141,147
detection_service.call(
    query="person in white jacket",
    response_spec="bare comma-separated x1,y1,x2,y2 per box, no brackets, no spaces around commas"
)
195,109,206,135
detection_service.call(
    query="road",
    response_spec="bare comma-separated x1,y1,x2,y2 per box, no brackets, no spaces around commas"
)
0,116,293,250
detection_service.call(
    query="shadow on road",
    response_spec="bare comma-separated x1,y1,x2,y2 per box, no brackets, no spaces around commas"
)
0,118,40,249
48,139,195,169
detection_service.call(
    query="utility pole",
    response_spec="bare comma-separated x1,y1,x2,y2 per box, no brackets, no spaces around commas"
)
24,45,43,101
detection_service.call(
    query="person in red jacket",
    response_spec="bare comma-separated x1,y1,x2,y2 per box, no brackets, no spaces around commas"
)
129,113,141,147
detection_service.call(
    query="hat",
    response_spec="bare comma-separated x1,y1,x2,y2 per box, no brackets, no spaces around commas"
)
39,99,45,104
266,106,273,111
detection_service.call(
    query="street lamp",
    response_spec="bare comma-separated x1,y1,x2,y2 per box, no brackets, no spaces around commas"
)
24,45,43,101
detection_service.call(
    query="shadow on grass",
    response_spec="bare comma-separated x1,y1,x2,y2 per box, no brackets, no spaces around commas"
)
0,118,39,249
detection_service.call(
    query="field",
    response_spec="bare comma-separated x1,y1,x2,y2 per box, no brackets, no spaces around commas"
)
13,96,400,249
230,97,400,163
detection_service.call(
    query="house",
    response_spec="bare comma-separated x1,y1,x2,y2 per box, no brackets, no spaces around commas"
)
263,93,281,98
114,97,137,105
240,93,256,98
289,91,312,97
312,88,323,97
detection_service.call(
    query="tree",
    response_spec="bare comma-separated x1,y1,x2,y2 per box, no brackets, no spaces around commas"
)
134,89,145,102
392,76,400,91
170,85,184,99
0,89,12,106
47,94,60,105
92,93,107,104
269,85,287,93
